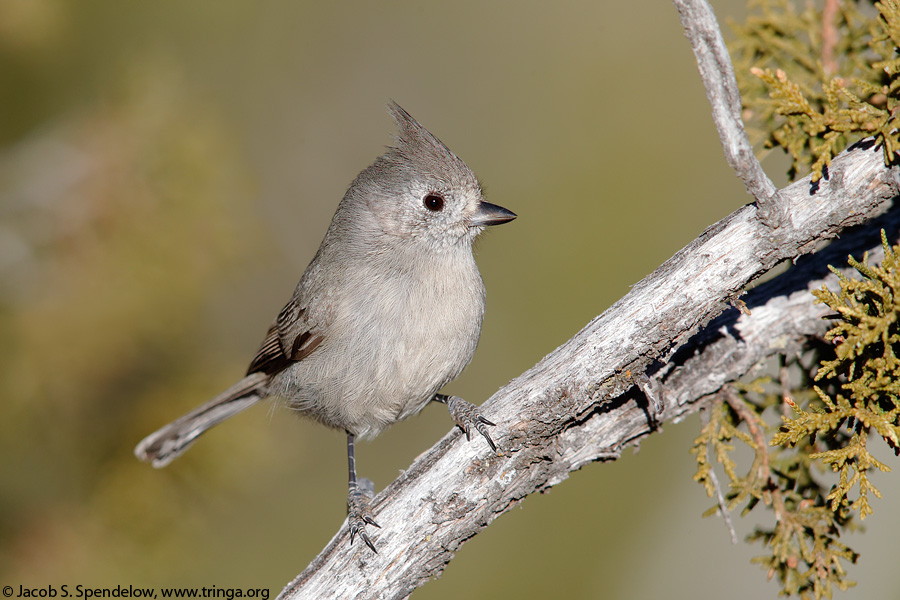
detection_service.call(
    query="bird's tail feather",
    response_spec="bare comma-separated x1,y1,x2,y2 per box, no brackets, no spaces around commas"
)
134,372,268,468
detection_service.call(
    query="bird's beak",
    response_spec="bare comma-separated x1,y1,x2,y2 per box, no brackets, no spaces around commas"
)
470,201,517,227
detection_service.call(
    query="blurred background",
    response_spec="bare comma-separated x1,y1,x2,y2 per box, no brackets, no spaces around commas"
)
1,1,898,598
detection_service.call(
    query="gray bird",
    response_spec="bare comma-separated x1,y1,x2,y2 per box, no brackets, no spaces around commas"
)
134,102,515,552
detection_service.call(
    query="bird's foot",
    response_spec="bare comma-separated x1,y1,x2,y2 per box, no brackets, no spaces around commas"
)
348,477,380,553
444,395,499,454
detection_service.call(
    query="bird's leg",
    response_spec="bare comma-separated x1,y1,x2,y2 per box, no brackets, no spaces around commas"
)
346,432,379,553
432,394,498,453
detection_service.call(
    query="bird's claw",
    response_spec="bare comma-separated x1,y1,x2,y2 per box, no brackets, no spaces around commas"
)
349,518,378,554
348,479,380,553
446,395,499,454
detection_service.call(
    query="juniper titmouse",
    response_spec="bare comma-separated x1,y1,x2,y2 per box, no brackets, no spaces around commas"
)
134,102,515,552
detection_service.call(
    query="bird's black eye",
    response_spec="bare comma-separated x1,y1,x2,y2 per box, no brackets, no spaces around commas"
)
423,193,444,212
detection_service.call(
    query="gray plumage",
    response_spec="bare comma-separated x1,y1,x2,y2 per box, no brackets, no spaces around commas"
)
135,102,515,470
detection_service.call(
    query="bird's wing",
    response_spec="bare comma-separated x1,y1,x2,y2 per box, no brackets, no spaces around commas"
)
246,297,325,376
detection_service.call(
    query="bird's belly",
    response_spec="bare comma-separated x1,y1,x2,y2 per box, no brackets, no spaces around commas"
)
270,288,482,438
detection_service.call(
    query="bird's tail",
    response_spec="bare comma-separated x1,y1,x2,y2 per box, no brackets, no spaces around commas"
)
134,372,268,468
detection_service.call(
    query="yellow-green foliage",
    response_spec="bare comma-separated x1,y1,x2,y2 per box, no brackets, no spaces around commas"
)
776,230,900,518
692,231,900,598
730,0,900,181
692,382,858,599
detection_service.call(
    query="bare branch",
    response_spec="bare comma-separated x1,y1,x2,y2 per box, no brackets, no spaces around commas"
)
672,0,787,228
278,138,900,600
